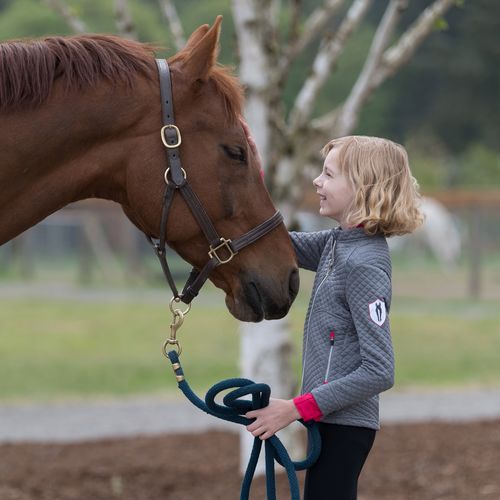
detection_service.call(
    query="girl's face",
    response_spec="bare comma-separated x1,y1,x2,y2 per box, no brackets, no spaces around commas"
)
313,147,355,227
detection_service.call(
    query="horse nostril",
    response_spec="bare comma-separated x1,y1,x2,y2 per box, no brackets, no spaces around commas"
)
289,268,299,300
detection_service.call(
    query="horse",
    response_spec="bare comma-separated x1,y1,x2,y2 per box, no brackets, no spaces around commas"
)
0,17,299,322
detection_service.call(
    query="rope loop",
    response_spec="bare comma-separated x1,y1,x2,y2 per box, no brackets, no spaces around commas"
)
167,350,321,500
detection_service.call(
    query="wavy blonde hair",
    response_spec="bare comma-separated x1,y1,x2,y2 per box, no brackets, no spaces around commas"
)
322,136,424,236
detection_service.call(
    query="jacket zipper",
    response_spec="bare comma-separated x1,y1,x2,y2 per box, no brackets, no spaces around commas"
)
300,239,336,391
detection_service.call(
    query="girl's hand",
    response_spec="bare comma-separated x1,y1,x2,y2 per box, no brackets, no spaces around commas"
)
239,116,264,174
245,398,301,440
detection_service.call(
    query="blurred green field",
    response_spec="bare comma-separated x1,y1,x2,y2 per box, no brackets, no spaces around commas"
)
1,272,499,402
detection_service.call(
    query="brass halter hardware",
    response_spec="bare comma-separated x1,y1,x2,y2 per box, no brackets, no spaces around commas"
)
164,167,187,185
208,237,236,265
160,124,182,148
162,297,191,357
147,59,285,356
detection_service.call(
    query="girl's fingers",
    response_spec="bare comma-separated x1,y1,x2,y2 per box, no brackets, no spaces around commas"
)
250,426,266,437
247,419,266,433
246,422,257,432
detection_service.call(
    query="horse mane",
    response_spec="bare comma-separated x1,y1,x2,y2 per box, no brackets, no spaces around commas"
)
0,34,157,111
0,34,244,121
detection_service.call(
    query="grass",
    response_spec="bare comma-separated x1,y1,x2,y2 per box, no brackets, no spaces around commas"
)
1,274,500,402
0,291,239,401
391,298,500,387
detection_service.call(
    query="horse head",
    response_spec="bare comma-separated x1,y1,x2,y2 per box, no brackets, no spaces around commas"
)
0,18,298,322
122,18,299,321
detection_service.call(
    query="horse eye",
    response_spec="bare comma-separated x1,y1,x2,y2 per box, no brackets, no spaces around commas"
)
221,145,247,164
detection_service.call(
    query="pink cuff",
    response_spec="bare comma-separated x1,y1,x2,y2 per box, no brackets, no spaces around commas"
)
293,393,323,422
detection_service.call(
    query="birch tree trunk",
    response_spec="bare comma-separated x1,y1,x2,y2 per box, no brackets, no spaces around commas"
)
232,0,300,475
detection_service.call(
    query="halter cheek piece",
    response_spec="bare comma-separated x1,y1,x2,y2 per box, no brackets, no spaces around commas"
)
146,59,284,304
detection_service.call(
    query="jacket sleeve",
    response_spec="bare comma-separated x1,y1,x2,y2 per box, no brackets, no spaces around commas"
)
289,231,331,272
311,263,394,416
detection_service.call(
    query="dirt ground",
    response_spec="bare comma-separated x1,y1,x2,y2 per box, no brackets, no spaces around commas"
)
1,419,499,500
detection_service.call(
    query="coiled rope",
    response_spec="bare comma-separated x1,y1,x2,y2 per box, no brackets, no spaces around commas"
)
167,350,321,500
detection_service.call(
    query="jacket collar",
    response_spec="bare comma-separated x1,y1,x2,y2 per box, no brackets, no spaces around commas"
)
332,226,380,242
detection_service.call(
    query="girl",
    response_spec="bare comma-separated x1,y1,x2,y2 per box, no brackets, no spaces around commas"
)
245,135,423,499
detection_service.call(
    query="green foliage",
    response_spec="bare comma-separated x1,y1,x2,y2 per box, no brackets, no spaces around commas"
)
282,24,383,123
0,0,235,60
433,17,449,31
402,132,453,189
380,0,500,155
314,26,376,115
0,0,69,40
456,143,500,187
168,0,235,62
398,134,500,190
409,157,450,190
0,0,497,187
0,0,13,13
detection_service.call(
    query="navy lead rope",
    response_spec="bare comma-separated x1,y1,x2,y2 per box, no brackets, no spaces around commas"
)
167,350,321,500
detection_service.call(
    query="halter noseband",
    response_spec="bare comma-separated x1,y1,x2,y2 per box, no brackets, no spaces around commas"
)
146,59,284,305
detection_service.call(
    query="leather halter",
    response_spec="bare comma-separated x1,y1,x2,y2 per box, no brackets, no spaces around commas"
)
146,59,284,305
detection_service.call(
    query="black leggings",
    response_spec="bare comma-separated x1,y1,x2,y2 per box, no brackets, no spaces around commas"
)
304,423,376,500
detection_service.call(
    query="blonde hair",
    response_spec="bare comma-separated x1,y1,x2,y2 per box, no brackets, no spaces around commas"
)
322,136,424,237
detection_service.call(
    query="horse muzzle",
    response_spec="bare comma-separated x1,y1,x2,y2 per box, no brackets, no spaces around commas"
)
226,268,299,322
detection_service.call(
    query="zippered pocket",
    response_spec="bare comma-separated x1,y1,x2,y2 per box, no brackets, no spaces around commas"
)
324,330,335,384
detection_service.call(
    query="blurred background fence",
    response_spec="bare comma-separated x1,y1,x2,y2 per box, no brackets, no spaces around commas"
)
2,190,499,300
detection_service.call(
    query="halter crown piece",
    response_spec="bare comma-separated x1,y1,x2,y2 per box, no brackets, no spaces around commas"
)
146,59,284,305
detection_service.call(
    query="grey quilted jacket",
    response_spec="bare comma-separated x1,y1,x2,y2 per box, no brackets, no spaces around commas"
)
290,227,394,430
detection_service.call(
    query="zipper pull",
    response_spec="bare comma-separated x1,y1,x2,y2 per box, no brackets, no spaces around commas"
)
324,331,336,384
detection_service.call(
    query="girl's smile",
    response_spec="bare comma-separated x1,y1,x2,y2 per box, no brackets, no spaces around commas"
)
313,147,354,228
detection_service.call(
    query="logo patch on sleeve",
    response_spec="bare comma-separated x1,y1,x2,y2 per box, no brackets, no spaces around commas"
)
368,299,386,326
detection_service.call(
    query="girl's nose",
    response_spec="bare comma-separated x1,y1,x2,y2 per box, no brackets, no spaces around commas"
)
313,175,321,188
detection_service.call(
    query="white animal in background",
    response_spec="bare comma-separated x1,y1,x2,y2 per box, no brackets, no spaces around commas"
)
294,197,462,268
388,197,462,267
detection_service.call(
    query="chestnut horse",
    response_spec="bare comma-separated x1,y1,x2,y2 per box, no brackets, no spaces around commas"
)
0,18,298,322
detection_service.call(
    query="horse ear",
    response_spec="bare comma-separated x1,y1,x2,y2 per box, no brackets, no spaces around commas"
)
182,23,210,52
182,16,222,82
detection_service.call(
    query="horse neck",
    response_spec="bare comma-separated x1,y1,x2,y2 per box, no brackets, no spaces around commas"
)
0,79,157,245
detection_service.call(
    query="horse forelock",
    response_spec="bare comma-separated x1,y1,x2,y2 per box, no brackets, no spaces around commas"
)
0,34,157,112
211,63,245,123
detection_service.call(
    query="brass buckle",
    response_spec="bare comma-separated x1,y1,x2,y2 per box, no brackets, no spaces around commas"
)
208,238,237,265
161,124,182,148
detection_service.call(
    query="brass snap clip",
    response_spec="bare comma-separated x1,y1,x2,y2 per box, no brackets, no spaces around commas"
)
162,297,191,358
162,310,183,357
